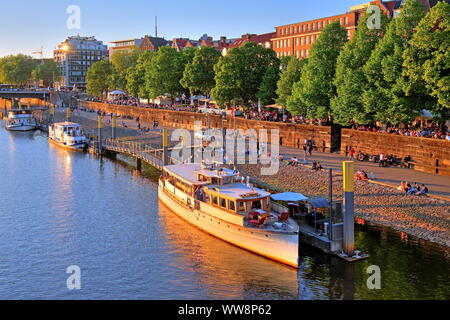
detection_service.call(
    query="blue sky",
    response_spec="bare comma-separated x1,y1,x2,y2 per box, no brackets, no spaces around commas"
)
0,0,367,58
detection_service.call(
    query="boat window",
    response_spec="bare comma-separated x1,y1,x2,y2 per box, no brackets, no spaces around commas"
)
237,201,245,212
212,196,218,206
205,193,211,203
229,201,236,211
220,198,227,208
251,200,262,210
212,177,220,185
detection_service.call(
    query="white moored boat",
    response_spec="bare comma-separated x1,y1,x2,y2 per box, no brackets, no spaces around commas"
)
48,122,87,151
158,162,300,268
6,109,37,131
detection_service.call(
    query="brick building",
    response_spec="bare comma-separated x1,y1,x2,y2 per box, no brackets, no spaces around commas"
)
222,32,276,55
109,36,169,59
271,0,402,59
271,0,449,60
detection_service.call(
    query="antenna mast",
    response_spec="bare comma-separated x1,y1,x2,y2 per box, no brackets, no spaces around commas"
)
155,16,158,38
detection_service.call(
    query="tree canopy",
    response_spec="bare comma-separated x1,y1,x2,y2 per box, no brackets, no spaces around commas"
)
86,59,116,97
31,60,60,86
126,51,155,99
180,46,221,97
145,47,194,100
110,48,140,90
403,0,450,124
363,0,428,125
330,13,390,125
276,56,306,109
212,42,279,107
288,21,348,118
0,54,36,85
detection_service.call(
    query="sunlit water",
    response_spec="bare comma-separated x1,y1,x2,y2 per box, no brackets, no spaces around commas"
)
0,126,449,300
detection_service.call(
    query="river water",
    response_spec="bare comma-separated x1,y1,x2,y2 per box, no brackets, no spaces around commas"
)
0,126,449,300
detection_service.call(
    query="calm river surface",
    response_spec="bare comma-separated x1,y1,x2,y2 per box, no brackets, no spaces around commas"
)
0,125,449,300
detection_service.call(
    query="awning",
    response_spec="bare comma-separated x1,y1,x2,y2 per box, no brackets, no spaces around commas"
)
110,90,126,95
308,198,330,209
270,192,308,202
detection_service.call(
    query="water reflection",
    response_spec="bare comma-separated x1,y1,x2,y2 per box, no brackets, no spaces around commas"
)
158,202,300,300
0,124,449,300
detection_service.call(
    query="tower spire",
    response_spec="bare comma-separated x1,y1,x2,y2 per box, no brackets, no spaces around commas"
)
155,16,158,38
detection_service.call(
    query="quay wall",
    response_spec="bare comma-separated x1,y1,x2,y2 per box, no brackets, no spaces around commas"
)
78,101,340,152
341,129,450,177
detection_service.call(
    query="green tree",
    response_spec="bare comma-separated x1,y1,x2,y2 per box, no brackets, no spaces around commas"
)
276,57,306,109
86,59,116,97
180,46,221,98
145,47,185,101
110,48,140,90
363,0,427,125
212,42,278,107
330,13,390,125
0,54,35,85
288,22,348,119
31,60,60,86
257,63,281,105
403,1,450,126
126,51,155,99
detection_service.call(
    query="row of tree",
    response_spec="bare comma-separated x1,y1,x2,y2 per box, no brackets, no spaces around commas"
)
282,0,449,126
86,0,448,126
0,54,60,86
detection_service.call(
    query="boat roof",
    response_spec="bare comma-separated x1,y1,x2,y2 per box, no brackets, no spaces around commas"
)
205,183,270,201
53,122,81,127
164,163,238,186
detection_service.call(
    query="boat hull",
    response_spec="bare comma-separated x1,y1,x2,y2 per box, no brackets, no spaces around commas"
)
6,124,37,132
158,184,299,268
48,138,86,151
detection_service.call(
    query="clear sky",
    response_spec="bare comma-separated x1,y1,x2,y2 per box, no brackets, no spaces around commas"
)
0,0,367,58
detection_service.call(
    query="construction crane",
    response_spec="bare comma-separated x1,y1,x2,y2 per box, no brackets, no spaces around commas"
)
32,47,44,64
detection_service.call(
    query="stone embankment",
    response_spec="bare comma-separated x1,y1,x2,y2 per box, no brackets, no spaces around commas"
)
237,163,450,248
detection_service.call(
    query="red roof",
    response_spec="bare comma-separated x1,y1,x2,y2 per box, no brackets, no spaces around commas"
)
229,32,276,49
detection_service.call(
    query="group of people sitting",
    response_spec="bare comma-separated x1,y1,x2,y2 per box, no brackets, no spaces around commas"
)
379,153,398,167
355,169,369,181
398,182,429,196
354,124,449,140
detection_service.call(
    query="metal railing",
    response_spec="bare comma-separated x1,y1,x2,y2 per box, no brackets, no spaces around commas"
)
101,138,179,169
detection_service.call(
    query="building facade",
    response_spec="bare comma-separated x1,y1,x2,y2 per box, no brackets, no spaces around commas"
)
109,36,169,59
54,36,108,88
223,32,276,55
271,0,401,59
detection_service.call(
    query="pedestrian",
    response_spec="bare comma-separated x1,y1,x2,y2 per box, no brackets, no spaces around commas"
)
308,140,313,156
349,148,356,160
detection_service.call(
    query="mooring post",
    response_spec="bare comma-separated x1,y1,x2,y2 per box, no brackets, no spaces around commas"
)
328,168,333,240
343,161,355,256
66,107,71,122
49,104,55,126
163,128,169,166
98,115,103,153
112,114,117,139
137,158,142,172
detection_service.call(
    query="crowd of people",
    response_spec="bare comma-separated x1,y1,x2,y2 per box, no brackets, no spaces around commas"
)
398,182,429,196
354,124,449,140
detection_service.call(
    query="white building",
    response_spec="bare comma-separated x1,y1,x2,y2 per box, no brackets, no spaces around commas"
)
54,36,108,89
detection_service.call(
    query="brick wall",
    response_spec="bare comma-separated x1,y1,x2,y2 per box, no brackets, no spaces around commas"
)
79,101,340,152
341,129,450,176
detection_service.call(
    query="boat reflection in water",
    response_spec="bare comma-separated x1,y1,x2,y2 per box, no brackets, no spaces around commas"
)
158,201,300,300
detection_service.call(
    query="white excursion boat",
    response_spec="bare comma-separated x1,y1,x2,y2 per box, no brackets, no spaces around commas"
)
48,122,87,151
158,162,300,268
6,109,37,131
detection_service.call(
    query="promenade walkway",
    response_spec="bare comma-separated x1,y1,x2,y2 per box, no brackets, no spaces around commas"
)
71,108,450,200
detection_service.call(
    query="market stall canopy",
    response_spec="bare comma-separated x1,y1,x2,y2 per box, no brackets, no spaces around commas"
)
270,192,308,202
308,198,330,209
110,90,126,95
